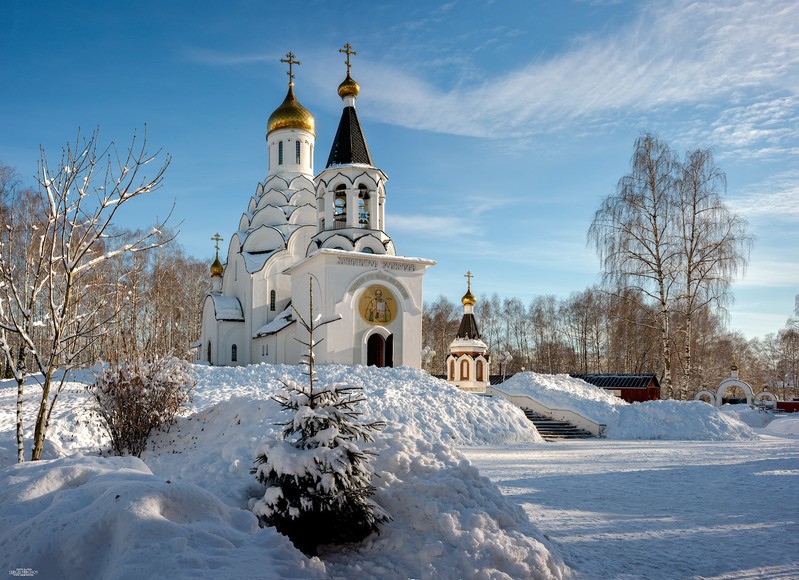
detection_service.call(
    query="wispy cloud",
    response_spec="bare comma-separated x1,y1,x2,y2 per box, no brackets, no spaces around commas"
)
731,170,799,219
358,0,799,145
736,258,799,288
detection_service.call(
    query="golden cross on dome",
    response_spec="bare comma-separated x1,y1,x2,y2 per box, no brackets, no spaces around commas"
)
211,233,223,256
465,270,474,291
280,51,301,84
340,43,357,75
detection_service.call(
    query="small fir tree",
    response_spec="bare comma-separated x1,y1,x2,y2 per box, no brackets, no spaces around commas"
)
250,277,389,555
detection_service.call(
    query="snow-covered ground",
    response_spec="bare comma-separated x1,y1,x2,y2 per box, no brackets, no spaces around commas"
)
464,437,799,579
1,364,797,579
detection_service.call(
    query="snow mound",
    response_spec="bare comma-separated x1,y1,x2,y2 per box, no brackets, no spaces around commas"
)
762,415,799,437
719,404,776,428
496,372,756,440
325,425,569,579
605,400,758,440
0,454,323,579
143,364,541,508
189,363,541,446
500,372,624,423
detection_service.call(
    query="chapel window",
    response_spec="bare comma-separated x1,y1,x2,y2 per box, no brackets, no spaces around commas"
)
460,359,469,380
476,360,484,382
449,359,455,381
361,247,374,254
278,142,283,165
270,289,276,311
295,141,301,164
231,344,238,362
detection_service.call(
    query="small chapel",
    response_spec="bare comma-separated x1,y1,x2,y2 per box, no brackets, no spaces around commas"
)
446,273,490,393
197,47,435,368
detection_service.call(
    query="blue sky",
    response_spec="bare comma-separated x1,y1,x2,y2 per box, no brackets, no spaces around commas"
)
1,0,797,339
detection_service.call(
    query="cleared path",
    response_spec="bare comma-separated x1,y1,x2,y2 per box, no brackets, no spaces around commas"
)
462,438,799,579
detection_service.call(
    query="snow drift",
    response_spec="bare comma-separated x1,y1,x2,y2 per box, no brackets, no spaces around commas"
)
1,364,571,578
497,372,757,440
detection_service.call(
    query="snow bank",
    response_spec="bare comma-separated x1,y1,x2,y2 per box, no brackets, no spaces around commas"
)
496,372,756,440
605,400,757,440
499,372,624,423
188,363,541,446
0,365,567,579
325,425,570,579
762,415,799,437
0,454,322,579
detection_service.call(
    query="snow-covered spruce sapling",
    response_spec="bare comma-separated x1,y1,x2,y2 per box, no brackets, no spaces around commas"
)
250,276,389,556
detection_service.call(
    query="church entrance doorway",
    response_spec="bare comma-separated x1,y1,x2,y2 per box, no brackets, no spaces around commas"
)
367,333,394,368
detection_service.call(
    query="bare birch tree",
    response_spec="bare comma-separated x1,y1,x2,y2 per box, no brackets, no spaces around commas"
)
674,148,753,398
0,128,173,460
588,133,680,397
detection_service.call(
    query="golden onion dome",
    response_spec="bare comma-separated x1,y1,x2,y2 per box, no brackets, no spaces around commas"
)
338,74,360,99
461,289,476,307
210,256,223,277
267,85,315,136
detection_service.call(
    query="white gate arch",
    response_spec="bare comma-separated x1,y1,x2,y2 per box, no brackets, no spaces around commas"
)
754,390,778,408
716,377,753,406
694,389,716,405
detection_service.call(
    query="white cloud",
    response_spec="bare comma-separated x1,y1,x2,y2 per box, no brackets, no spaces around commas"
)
357,0,799,141
736,258,799,288
732,170,799,219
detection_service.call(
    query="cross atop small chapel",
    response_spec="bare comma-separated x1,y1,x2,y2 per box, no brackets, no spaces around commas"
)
340,43,357,75
465,270,474,291
211,233,223,257
280,51,301,85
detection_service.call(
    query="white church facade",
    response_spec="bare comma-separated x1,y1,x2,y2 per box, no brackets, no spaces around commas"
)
197,48,434,369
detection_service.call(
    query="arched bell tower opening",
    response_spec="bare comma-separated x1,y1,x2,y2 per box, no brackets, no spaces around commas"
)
367,333,394,367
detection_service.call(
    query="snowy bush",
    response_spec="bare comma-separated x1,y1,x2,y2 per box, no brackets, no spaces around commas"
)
249,379,389,556
87,357,195,457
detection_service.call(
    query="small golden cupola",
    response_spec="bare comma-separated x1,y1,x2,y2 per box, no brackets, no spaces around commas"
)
267,52,315,137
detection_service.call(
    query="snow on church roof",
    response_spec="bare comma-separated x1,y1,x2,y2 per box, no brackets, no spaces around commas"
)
242,250,279,274
253,305,295,337
211,296,244,322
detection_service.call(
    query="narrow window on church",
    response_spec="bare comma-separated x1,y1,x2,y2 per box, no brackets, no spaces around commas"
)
460,359,469,380
295,141,301,164
476,360,484,382
270,289,276,311
231,344,238,362
278,142,283,165
334,185,346,229
449,359,455,381
358,185,370,228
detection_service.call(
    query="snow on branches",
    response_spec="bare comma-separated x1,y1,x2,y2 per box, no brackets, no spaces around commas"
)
249,379,389,556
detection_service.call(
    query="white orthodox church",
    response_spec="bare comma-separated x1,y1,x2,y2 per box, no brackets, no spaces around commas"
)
197,48,434,369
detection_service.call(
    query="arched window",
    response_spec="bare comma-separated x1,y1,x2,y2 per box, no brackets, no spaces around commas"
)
231,344,238,362
449,359,455,381
278,142,284,165
476,360,484,381
334,185,347,229
270,289,276,311
460,359,469,380
207,341,211,363
358,184,370,228
361,247,374,254
295,141,301,164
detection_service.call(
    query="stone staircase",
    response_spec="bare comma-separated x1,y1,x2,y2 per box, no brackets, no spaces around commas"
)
523,409,596,441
